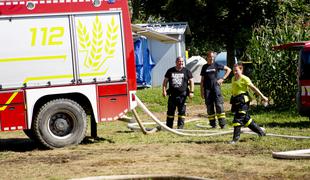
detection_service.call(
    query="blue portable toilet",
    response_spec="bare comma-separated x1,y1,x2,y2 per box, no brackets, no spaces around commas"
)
134,36,155,87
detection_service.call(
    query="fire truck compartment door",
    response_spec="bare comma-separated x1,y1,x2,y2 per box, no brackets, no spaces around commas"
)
0,91,26,131
97,84,128,121
0,15,74,89
75,12,126,83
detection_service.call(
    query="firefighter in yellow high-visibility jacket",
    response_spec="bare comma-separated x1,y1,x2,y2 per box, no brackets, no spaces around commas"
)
230,63,268,144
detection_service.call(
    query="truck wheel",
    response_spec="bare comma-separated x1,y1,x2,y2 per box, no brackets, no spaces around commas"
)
33,99,87,149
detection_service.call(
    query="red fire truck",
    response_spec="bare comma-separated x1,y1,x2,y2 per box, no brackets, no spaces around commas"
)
273,41,310,119
0,0,137,148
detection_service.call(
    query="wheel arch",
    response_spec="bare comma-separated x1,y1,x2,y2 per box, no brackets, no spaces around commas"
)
33,93,93,116
26,85,98,128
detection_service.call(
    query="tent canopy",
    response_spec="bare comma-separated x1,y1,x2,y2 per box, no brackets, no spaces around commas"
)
186,56,206,84
137,22,191,35
131,24,179,43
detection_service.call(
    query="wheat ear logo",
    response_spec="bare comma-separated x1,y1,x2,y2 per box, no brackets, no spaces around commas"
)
77,16,119,72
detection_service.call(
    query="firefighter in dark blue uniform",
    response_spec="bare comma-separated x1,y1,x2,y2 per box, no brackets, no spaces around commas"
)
200,51,231,128
162,57,194,129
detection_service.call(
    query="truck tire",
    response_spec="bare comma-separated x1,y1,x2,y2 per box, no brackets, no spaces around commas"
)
33,99,87,149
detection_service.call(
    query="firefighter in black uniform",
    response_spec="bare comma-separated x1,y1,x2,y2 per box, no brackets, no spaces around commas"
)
230,63,268,144
200,51,231,128
162,57,194,129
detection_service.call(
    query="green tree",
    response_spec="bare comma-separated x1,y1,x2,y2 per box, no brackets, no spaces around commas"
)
131,0,278,68
245,0,310,107
130,0,167,23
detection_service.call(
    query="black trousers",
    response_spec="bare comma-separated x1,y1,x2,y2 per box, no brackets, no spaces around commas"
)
166,95,187,128
231,94,265,141
204,86,225,115
204,86,225,127
232,101,252,127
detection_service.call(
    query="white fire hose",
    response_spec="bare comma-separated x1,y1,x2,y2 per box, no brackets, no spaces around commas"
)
131,96,235,137
129,96,310,160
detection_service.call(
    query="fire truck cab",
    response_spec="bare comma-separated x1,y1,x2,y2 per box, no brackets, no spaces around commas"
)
273,41,310,119
0,0,137,148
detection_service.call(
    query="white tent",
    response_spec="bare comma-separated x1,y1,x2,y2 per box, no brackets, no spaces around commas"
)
186,53,228,84
215,52,227,78
186,56,206,84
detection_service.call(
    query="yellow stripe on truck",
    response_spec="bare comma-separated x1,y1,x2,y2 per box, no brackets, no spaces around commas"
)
0,74,72,111
24,74,73,83
0,91,19,111
0,71,108,111
0,55,67,62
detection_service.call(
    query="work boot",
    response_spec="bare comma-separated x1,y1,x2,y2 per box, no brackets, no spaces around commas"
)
209,119,216,128
248,121,265,136
177,125,184,129
177,118,185,129
156,126,162,131
166,118,174,129
218,118,226,129
230,126,241,144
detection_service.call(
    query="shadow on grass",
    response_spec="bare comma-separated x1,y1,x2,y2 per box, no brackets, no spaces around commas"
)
116,130,135,134
175,139,229,144
176,137,264,145
81,136,115,144
0,138,38,152
264,120,310,128
0,136,117,152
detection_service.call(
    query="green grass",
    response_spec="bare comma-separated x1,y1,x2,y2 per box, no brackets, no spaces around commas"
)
136,83,310,149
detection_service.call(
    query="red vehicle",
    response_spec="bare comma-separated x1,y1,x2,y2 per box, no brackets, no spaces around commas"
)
0,0,137,148
273,41,310,119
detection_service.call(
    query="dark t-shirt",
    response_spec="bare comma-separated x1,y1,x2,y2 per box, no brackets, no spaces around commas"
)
200,62,224,89
165,67,193,96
